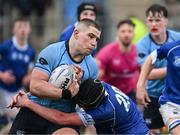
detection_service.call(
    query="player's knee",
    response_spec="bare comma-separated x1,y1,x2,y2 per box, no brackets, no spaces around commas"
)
167,117,180,134
170,126,180,135
52,128,79,135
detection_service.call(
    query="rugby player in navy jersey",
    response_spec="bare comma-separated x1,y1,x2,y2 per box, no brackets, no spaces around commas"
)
11,79,150,134
137,40,180,135
136,4,180,134
0,17,35,134
59,3,97,42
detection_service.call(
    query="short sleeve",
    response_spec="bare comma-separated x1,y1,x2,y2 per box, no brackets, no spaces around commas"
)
35,45,58,75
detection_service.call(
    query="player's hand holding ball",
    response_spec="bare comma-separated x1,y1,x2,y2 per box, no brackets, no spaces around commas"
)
72,64,83,84
68,78,79,98
49,65,80,99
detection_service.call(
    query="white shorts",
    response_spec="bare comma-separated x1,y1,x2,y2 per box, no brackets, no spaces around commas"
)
0,89,19,117
159,102,180,132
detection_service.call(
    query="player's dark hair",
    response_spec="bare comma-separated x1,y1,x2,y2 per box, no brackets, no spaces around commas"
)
13,17,30,24
74,79,105,109
117,19,135,29
146,4,168,18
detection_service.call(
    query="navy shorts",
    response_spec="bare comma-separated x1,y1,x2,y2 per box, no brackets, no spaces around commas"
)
9,108,80,134
143,96,164,129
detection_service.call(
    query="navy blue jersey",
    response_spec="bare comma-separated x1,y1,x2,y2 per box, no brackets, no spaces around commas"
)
78,82,149,134
0,37,35,92
59,24,75,41
151,40,180,105
29,40,98,112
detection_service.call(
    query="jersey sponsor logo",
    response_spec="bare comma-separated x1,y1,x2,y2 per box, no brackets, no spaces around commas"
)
16,130,26,135
61,78,70,89
39,57,48,65
11,52,30,63
138,53,146,58
113,59,121,65
173,56,180,67
24,55,30,63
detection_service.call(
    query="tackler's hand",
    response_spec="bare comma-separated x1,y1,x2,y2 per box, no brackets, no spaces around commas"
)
9,91,29,109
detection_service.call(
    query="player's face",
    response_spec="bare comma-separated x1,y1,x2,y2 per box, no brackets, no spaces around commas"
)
80,10,96,21
117,24,134,46
77,26,101,55
146,12,168,37
13,21,31,40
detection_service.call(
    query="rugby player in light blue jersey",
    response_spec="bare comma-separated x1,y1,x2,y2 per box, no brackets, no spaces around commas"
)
136,4,180,134
137,40,180,135
9,19,101,135
59,3,97,56
11,79,150,134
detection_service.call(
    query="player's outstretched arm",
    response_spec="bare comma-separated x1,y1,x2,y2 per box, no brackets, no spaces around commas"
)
11,91,84,126
136,55,153,106
147,67,166,80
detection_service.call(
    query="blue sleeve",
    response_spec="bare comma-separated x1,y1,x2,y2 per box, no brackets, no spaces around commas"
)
157,40,180,59
29,46,36,62
31,48,36,62
35,44,59,75
59,25,75,41
136,36,151,66
0,40,11,55
85,104,113,124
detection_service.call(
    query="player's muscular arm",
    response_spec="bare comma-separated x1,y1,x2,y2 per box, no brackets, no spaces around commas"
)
30,69,63,99
25,99,84,126
147,67,166,80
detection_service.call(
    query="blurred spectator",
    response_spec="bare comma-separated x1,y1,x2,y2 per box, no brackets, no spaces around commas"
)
0,17,35,133
137,39,180,135
96,19,139,103
136,4,180,134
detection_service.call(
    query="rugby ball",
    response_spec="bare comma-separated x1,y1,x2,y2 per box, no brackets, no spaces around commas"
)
49,65,75,89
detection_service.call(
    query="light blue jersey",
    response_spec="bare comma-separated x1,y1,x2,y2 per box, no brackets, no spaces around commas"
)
152,40,180,105
29,41,98,112
136,30,180,98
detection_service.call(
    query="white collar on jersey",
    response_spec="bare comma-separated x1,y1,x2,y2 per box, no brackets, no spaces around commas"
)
12,36,28,51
